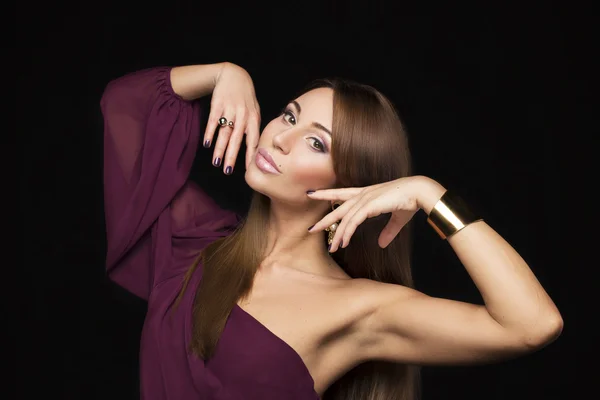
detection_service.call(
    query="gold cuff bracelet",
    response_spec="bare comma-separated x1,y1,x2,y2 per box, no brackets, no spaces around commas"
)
426,191,483,239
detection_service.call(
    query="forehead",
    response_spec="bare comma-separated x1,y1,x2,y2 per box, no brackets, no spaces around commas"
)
295,87,334,129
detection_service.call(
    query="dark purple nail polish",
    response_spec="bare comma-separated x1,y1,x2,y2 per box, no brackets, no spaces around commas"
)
306,190,315,194
327,244,331,252
308,225,314,231
225,166,232,175
204,139,211,148
213,157,221,167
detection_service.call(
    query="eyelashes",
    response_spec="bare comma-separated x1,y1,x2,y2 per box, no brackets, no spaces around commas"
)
308,137,326,152
280,108,327,153
281,108,296,124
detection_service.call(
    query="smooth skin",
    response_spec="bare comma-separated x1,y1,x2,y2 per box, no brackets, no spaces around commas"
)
170,62,563,394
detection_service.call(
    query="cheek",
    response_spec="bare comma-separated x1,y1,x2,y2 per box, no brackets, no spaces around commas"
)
288,156,335,187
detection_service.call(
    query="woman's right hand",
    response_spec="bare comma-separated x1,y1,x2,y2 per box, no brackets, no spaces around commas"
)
203,62,261,174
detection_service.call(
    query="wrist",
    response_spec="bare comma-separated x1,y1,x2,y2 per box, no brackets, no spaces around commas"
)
171,63,227,100
410,176,447,214
213,62,229,87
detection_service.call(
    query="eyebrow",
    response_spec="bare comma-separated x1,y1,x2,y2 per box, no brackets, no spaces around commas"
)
290,100,332,136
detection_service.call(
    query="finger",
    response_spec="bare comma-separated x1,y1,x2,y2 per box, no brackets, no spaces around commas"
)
340,201,389,251
308,197,358,233
307,187,364,201
327,198,364,252
245,112,261,169
204,101,224,148
333,197,385,252
212,109,235,167
329,199,362,253
329,201,367,252
223,108,247,174
378,212,411,248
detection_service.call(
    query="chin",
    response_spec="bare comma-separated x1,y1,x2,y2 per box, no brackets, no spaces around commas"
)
245,166,275,197
244,168,303,206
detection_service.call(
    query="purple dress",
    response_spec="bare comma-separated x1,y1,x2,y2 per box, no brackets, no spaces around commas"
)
101,67,320,399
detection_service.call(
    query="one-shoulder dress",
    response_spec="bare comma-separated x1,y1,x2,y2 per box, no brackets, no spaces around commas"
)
101,67,320,400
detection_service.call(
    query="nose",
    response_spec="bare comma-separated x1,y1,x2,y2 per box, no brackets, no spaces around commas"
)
272,127,297,154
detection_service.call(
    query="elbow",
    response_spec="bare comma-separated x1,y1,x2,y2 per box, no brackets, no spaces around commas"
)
100,83,114,110
100,75,131,110
522,313,564,350
100,79,120,108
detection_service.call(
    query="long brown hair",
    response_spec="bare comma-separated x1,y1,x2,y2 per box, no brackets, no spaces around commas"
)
177,78,420,400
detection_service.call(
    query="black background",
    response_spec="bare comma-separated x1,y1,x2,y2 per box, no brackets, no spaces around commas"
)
20,2,593,399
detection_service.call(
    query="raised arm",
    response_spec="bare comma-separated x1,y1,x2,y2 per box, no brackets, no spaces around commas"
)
101,64,223,200
356,177,563,364
100,63,257,299
306,176,563,365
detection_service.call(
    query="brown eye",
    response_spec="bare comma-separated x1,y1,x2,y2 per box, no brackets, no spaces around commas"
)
282,110,296,125
309,137,325,152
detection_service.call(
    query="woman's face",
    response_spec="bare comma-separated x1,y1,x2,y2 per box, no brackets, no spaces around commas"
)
245,87,336,205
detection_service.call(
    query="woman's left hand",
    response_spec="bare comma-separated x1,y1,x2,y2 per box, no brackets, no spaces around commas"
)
307,177,432,252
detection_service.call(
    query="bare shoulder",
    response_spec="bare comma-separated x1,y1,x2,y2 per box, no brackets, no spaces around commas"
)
331,278,424,348
345,277,415,294
314,278,419,371
325,277,420,340
341,278,420,315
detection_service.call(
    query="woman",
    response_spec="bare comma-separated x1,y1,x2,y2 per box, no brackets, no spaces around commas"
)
101,62,563,400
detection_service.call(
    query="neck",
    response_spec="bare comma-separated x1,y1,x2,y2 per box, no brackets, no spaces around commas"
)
261,199,333,275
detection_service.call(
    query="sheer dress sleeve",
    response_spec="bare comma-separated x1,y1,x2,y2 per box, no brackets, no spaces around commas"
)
100,67,239,300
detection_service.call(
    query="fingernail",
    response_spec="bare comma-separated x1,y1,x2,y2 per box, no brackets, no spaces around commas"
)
340,240,344,248
327,244,331,252
204,140,211,148
308,225,314,231
225,166,233,175
213,157,221,167
306,190,315,194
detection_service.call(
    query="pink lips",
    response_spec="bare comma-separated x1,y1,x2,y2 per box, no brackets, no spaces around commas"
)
255,148,282,174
